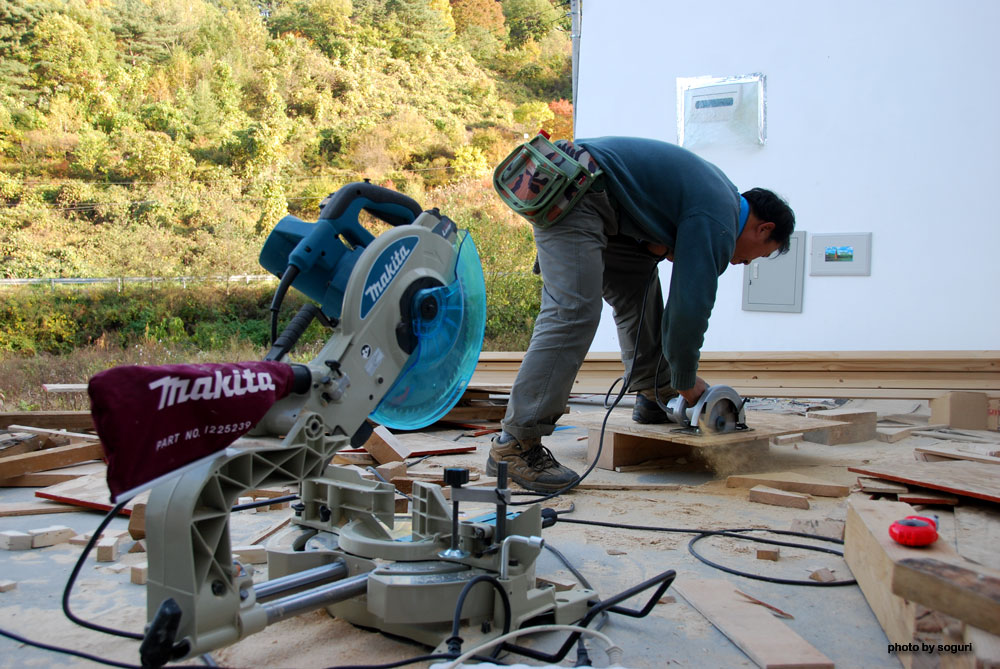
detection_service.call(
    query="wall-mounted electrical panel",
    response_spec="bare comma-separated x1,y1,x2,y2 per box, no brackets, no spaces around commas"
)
742,231,806,313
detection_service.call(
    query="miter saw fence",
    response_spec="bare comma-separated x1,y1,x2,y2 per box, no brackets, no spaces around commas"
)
661,384,749,434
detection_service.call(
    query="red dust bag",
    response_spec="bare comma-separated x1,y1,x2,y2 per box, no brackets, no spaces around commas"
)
88,361,296,501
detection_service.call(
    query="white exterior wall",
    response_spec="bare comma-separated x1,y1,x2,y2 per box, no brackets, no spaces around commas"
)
576,0,1000,352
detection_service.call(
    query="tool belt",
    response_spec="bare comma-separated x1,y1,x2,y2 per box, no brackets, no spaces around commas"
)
493,133,603,228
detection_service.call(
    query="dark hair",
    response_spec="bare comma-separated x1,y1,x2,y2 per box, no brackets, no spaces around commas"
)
742,188,795,255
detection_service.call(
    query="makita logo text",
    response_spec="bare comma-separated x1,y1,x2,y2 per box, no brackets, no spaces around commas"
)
363,245,411,305
148,370,277,410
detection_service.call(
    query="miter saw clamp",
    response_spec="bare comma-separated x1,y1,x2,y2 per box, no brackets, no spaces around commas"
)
662,384,749,434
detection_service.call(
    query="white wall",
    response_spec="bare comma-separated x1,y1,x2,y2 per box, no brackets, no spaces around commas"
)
576,0,1000,352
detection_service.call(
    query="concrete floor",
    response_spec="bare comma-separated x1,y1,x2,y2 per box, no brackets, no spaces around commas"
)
0,397,924,668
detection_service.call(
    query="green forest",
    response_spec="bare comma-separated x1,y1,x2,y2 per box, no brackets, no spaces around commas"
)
0,0,570,402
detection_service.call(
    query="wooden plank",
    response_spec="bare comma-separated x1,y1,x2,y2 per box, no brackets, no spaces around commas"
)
6,425,99,441
893,557,1000,635
0,501,83,517
726,472,850,498
0,442,104,479
953,505,1000,570
848,460,1000,504
345,431,475,460
748,485,810,509
0,432,48,457
802,409,876,445
34,473,145,514
913,444,1000,465
42,383,87,393
0,411,95,431
0,462,107,488
857,477,909,494
673,576,834,668
844,497,949,666
877,423,948,443
897,490,959,506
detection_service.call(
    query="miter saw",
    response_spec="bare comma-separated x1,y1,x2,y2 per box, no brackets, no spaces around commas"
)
136,183,674,668
661,385,748,434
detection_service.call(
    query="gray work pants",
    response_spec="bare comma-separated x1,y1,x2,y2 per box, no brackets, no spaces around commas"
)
502,190,670,442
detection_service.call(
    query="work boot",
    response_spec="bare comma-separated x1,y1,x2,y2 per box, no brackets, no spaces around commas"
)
631,388,678,424
486,432,579,493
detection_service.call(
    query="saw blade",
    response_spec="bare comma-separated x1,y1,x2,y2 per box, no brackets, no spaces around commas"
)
702,398,739,434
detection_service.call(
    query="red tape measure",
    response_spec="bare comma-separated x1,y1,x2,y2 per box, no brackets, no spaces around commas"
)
889,515,938,547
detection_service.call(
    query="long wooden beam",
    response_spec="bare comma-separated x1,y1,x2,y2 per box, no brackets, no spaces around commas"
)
473,351,1000,399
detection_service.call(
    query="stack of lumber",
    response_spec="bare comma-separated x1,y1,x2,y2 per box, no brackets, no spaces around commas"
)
471,350,1000,400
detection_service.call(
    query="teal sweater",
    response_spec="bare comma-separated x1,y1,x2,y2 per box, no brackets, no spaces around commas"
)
577,137,740,391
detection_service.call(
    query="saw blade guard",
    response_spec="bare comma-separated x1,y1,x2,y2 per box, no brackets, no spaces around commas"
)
370,229,486,429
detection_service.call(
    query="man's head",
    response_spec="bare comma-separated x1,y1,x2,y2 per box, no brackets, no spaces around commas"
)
731,188,796,266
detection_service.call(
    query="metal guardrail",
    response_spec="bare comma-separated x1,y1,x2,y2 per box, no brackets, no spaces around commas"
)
0,275,277,289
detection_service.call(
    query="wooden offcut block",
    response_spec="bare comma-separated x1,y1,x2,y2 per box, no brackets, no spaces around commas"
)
128,502,147,540
129,539,147,554
809,568,836,583
0,580,16,592
748,485,810,510
930,392,989,430
375,461,407,482
364,425,409,464
96,535,122,562
130,562,148,585
803,409,877,445
757,548,780,561
0,530,33,551
232,545,267,565
28,525,76,548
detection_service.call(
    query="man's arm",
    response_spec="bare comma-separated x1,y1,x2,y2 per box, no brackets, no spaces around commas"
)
661,216,734,400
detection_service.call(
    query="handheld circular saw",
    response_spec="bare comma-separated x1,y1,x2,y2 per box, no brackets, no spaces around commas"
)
662,385,749,434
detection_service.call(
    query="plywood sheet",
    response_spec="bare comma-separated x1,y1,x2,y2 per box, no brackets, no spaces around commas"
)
848,460,1000,503
673,576,834,668
571,409,843,447
34,473,146,514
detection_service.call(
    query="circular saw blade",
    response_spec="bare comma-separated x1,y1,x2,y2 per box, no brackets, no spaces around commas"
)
370,229,486,430
702,398,739,434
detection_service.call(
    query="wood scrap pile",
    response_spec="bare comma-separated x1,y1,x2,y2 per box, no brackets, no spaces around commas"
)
842,414,1000,668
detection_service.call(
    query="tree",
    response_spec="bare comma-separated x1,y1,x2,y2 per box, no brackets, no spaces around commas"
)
451,0,505,35
502,0,564,48
384,0,453,60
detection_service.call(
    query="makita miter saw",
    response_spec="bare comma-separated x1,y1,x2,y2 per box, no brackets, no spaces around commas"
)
124,183,674,667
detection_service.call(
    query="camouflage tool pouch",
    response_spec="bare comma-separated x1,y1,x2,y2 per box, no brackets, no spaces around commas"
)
493,132,602,228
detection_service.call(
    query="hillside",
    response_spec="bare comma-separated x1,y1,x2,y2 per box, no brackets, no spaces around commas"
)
0,0,572,279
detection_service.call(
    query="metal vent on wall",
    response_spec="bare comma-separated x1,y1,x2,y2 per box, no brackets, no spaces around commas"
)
677,74,766,148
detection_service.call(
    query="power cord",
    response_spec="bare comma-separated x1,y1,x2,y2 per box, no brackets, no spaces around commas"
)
438,624,624,669
506,263,661,507
551,514,856,587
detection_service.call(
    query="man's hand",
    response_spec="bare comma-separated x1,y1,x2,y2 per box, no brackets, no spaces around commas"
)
678,377,708,405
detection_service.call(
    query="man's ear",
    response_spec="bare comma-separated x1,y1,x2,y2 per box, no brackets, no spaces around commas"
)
757,221,775,238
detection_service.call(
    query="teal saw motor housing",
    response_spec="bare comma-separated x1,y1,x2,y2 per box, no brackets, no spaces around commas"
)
259,182,486,430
